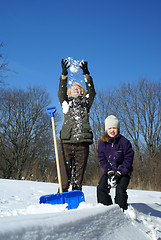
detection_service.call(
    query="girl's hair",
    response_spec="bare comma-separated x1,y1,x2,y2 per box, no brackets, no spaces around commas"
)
99,130,120,142
67,82,86,97
99,132,109,142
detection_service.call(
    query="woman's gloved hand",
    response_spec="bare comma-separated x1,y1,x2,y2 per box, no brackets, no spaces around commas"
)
80,61,90,75
61,59,70,76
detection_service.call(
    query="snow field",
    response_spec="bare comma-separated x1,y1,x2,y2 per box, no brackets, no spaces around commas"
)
0,179,161,240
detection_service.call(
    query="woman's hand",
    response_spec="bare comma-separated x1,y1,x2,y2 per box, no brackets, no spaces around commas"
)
61,59,70,76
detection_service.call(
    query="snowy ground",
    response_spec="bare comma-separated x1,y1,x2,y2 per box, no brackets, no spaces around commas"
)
0,179,161,240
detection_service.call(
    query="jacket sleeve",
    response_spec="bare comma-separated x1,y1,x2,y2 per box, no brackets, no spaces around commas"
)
117,140,134,175
85,75,96,109
58,75,68,105
98,141,112,174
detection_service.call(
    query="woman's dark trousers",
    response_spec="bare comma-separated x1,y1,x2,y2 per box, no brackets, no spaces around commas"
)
59,142,89,192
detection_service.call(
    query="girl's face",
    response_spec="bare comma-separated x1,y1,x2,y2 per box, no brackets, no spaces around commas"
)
107,127,119,138
71,85,82,97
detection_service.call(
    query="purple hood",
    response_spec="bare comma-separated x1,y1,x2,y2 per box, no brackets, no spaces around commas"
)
98,134,134,175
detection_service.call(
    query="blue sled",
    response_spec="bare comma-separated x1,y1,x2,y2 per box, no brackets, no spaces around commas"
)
39,190,85,210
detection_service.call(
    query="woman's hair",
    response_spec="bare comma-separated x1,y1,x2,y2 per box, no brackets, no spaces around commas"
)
67,82,86,97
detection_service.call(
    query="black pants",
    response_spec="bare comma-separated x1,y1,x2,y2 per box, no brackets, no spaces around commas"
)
59,142,89,192
97,174,130,210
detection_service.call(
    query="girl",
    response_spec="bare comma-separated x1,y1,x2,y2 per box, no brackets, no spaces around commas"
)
97,115,134,211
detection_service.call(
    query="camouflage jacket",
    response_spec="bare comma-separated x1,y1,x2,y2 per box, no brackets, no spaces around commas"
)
58,75,96,144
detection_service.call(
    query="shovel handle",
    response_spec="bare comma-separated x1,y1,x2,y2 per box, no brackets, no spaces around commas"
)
51,116,63,193
47,107,62,193
51,116,63,194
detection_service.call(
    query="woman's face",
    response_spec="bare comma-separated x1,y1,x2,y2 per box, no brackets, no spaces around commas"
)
70,85,82,97
107,127,119,138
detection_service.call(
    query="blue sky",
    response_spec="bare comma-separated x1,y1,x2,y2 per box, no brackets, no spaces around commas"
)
1,0,161,114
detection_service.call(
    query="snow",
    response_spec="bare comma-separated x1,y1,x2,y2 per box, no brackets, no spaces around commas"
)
62,101,70,114
68,57,81,75
70,65,79,73
67,57,81,74
66,57,85,87
0,179,161,240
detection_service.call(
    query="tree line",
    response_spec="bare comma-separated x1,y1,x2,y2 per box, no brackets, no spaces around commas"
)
0,87,61,181
85,79,161,191
0,43,161,190
0,43,59,182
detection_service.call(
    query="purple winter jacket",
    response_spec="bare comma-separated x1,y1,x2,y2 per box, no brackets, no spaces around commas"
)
98,134,134,175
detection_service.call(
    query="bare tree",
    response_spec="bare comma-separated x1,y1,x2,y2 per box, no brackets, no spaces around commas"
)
137,79,161,154
106,79,161,189
112,79,161,155
0,42,9,85
0,86,60,180
84,89,113,185
85,79,161,190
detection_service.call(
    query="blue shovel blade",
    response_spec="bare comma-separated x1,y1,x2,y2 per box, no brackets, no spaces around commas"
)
39,190,85,210
62,190,85,209
39,193,64,205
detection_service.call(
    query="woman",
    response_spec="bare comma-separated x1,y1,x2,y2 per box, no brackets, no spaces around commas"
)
58,59,96,192
97,115,134,211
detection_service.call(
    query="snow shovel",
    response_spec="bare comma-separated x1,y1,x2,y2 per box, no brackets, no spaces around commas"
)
39,106,85,210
